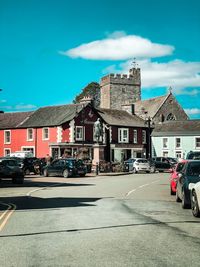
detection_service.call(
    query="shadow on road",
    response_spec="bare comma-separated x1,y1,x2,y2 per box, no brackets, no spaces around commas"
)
0,179,94,188
0,196,102,211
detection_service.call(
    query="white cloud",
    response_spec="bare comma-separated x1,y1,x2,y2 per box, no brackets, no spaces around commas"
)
60,32,174,60
105,59,200,92
15,103,37,110
184,108,200,115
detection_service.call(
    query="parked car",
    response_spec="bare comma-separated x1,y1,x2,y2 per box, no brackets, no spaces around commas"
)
43,158,87,178
186,151,200,160
124,158,151,173
150,157,171,172
0,158,24,184
9,157,39,175
189,181,200,217
176,160,200,208
170,160,188,195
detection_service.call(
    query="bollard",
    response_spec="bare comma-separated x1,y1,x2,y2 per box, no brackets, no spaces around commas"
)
96,162,99,175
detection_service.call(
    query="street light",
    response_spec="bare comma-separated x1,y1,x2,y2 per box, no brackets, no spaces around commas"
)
145,116,155,158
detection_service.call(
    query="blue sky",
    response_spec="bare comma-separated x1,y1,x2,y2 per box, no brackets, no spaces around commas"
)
0,0,200,118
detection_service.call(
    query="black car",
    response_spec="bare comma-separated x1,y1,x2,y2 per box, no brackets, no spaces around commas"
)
43,158,87,178
9,157,40,175
0,158,24,184
149,157,171,172
186,151,200,160
176,160,200,208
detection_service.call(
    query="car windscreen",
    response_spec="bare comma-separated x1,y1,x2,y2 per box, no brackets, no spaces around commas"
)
187,162,200,176
176,163,185,172
137,159,148,163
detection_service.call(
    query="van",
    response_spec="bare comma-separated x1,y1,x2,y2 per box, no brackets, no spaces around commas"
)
9,151,33,158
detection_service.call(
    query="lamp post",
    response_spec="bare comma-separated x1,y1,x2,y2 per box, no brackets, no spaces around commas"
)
145,116,154,159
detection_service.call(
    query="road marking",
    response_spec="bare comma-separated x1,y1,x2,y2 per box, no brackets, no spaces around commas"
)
125,179,161,197
26,183,65,197
0,203,16,232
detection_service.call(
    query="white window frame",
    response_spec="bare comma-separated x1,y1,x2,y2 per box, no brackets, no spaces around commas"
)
21,146,35,156
42,127,49,140
163,151,169,157
175,151,182,159
142,130,146,144
162,138,168,149
175,137,181,148
118,128,129,143
27,128,34,141
4,148,11,156
195,137,200,149
4,130,11,144
133,129,138,144
76,126,85,141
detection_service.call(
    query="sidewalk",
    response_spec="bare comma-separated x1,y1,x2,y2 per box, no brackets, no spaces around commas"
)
86,171,131,177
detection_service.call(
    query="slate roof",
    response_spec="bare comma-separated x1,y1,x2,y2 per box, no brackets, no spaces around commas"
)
152,120,200,136
19,104,84,128
0,112,34,130
97,108,147,127
134,94,168,118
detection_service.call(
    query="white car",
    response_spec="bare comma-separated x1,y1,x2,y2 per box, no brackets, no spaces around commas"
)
125,158,151,173
189,181,200,217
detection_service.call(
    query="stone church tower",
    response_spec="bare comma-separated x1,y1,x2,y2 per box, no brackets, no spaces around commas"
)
100,67,141,109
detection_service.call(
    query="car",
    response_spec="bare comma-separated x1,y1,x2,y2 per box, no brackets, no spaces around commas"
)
186,151,200,160
9,157,40,175
170,160,188,195
176,160,200,208
150,157,172,172
124,158,151,173
43,158,87,178
0,158,24,184
189,181,200,217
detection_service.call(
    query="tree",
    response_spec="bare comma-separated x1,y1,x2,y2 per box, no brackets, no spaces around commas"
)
73,82,100,108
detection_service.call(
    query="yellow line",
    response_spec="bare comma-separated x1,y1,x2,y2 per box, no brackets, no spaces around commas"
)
0,203,16,232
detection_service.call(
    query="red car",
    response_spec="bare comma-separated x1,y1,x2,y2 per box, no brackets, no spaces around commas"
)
170,160,188,195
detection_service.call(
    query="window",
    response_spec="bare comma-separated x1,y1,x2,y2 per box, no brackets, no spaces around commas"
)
133,129,138,144
118,128,129,143
43,128,49,140
4,148,11,156
195,137,200,149
76,126,84,141
175,151,182,159
22,147,34,155
163,151,169,157
142,130,146,144
175,138,181,148
166,113,176,121
163,138,168,148
4,130,11,144
27,128,34,141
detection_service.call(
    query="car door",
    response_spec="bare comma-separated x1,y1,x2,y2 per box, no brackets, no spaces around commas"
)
47,160,60,176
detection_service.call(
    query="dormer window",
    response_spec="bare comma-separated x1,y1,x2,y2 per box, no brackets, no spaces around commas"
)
167,113,176,121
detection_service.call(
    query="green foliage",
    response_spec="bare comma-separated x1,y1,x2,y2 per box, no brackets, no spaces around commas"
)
73,82,100,107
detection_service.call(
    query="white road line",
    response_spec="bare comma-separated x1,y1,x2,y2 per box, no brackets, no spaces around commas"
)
125,179,161,197
26,183,65,197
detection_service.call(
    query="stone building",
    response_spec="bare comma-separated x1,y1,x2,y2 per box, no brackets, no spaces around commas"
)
124,91,189,123
100,67,141,109
100,67,188,123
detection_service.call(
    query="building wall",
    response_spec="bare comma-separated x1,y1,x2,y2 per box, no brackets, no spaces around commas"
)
152,135,200,159
154,94,189,123
100,68,141,110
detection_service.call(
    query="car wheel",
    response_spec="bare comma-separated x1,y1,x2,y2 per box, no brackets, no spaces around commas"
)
191,191,200,217
25,169,30,175
182,191,190,209
150,166,155,173
80,174,86,177
146,171,150,173
176,190,181,202
170,186,175,195
133,168,137,174
43,169,48,177
63,169,69,178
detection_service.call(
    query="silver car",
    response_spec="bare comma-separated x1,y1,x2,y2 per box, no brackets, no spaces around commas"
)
125,158,151,173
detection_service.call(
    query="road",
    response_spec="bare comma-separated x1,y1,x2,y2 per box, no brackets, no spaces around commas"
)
0,172,200,267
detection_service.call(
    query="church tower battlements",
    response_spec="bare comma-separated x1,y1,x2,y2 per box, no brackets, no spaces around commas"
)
100,67,141,109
